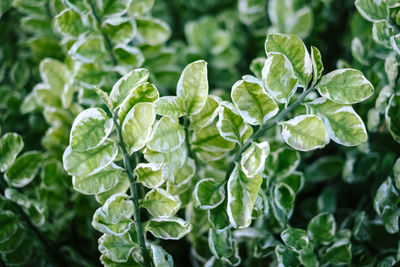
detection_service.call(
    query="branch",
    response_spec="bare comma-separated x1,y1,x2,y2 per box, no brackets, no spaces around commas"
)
112,112,151,267
225,86,316,179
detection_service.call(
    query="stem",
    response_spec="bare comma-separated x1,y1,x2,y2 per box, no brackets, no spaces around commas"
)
89,0,118,66
112,113,151,267
225,86,315,179
183,116,195,159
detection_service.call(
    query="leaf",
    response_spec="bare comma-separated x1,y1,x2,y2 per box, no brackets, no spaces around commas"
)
277,171,305,194
231,75,278,125
316,69,374,104
264,147,300,178
39,58,69,92
192,122,235,152
374,177,398,216
322,241,352,264
216,103,253,145
98,233,137,263
144,144,187,170
167,158,195,194
0,211,18,243
272,182,296,225
386,94,400,143
136,18,171,46
142,188,181,217
118,82,159,123
121,102,155,154
102,17,136,45
128,0,154,16
355,0,388,22
109,68,149,109
113,44,144,67
134,163,168,189
372,20,395,48
275,245,300,267
54,8,86,37
72,164,124,195
306,98,368,146
145,217,192,240
227,164,263,228
147,117,185,153
63,140,118,177
241,141,270,177
307,212,336,244
394,158,400,190
176,60,209,116
98,0,131,19
193,178,225,210
382,207,400,234
265,33,312,86
280,114,329,151
305,156,343,183
149,244,174,267
154,96,186,118
208,229,235,261
0,133,24,172
189,96,220,130
262,53,298,105
70,108,113,152
281,226,309,251
311,46,324,81
4,151,41,187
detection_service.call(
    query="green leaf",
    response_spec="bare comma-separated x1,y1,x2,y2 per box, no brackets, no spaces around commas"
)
299,246,318,267
4,151,41,187
147,117,185,153
96,174,130,205
262,53,298,105
134,163,168,189
0,211,18,243
121,102,155,154
128,0,154,16
208,228,236,261
72,164,124,195
63,140,118,177
216,103,253,145
394,158,400,190
154,96,186,118
54,8,86,37
277,171,305,194
306,98,368,146
305,156,343,183
0,225,25,253
227,164,263,228
386,94,400,143
144,144,187,170
316,69,374,104
311,46,324,82
102,17,136,45
265,33,312,86
142,188,181,217
208,201,231,231
150,244,174,267
98,233,137,263
264,147,300,178
189,96,220,131
118,82,159,123
355,0,388,22
98,0,131,19
281,226,309,251
374,177,398,216
70,108,113,152
145,217,192,240
193,178,225,209
272,182,296,225
110,68,149,109
280,115,329,151
240,141,270,177
382,207,400,233
39,58,69,93
322,241,352,264
307,212,336,244
69,36,106,63
136,18,171,46
176,60,209,116
113,44,144,67
231,75,278,125
275,244,300,267
167,158,195,195
192,122,235,152
0,132,24,172
372,20,395,48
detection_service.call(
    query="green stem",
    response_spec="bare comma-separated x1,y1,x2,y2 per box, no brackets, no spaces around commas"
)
112,113,151,267
183,116,195,159
89,0,118,66
225,86,315,179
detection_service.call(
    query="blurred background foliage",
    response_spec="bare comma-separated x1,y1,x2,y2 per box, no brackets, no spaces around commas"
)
0,0,400,266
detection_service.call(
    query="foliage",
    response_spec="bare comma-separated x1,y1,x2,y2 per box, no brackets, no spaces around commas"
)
0,0,400,266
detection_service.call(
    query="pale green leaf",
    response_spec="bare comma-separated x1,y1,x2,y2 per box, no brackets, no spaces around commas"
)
280,115,329,151
281,226,309,251
142,188,181,217
136,18,171,46
147,117,185,153
98,233,137,263
143,144,187,170
128,0,154,16
227,164,263,228
176,60,209,116
306,97,368,146
0,132,24,172
134,163,168,189
145,217,192,240
240,141,270,177
150,244,174,267
231,75,278,125
193,178,225,210
262,53,298,105
192,122,235,152
70,108,113,151
316,69,374,104
265,33,312,86
189,96,220,131
386,94,400,143
311,46,324,82
355,0,388,22
167,158,195,195
63,140,118,177
154,96,186,118
121,102,155,154
4,151,41,187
